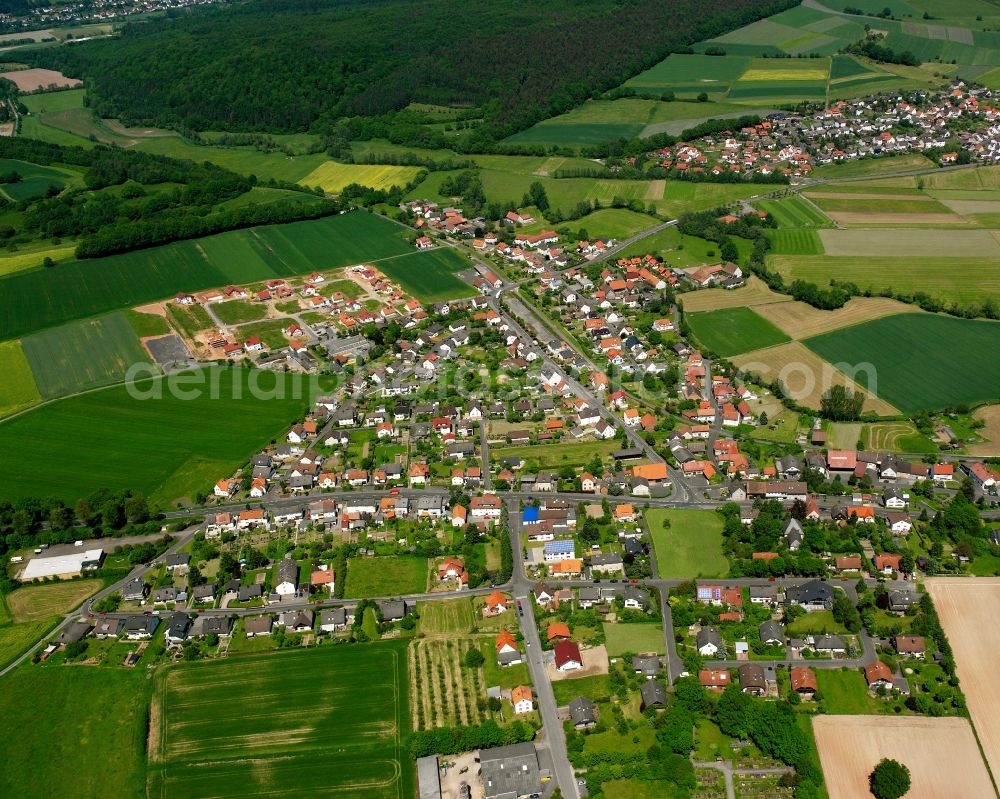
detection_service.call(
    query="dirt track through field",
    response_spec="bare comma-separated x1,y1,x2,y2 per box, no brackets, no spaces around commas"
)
926,577,1000,787
753,298,920,339
813,715,995,799
806,192,934,201
644,179,666,200
827,212,967,226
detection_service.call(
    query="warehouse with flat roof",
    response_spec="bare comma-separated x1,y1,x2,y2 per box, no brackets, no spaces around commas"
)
21,549,104,581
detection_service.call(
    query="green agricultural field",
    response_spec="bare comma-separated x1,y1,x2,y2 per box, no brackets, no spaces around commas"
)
0,211,413,340
0,340,40,418
149,643,412,799
624,53,752,96
768,254,1000,306
376,247,474,302
756,196,832,228
505,122,645,147
0,243,77,278
300,162,424,193
345,556,428,598
211,299,268,325
21,312,152,400
766,228,824,254
687,307,790,357
0,368,323,505
0,157,76,201
602,623,664,657
568,207,659,239
659,181,771,219
504,97,758,144
646,508,728,579
804,314,1000,412
808,196,954,215
0,666,148,799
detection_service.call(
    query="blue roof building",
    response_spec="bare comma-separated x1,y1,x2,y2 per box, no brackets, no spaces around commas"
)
522,506,539,525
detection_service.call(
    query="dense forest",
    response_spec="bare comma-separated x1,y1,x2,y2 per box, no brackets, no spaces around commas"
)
31,0,799,139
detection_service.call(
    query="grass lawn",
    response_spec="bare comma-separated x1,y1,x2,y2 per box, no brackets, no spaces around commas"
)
804,314,1000,412
0,368,324,506
687,307,790,357
418,598,477,636
785,610,849,636
493,440,618,470
602,622,664,657
0,665,148,799
211,299,268,325
551,673,612,705
694,717,736,762
149,641,412,799
5,579,102,622
0,339,41,419
646,508,728,579
815,668,883,714
0,617,60,669
344,556,428,598
479,638,532,689
567,207,659,239
166,302,214,338
125,309,171,338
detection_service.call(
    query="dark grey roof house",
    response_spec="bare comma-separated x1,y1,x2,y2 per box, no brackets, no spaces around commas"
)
478,742,541,799
568,696,597,728
639,680,668,710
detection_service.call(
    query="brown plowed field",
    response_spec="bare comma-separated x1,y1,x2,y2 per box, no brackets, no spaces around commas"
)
813,715,995,799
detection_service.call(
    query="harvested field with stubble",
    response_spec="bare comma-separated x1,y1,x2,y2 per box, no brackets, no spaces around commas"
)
5,579,101,622
969,404,1000,456
813,715,994,799
926,577,1000,782
752,297,922,339
824,212,968,226
0,67,81,91
731,341,898,415
679,275,787,312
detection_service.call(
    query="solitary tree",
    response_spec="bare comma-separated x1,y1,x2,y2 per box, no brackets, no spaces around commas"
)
870,758,910,799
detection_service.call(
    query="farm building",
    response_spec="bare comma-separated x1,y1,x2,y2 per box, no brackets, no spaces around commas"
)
20,549,104,581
